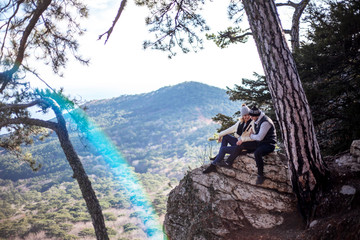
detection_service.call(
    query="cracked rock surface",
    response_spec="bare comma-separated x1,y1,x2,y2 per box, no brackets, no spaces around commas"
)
164,152,303,240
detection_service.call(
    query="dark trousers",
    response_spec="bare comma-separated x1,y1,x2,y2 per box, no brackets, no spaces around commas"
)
225,141,258,164
226,141,275,176
213,135,237,165
254,143,275,176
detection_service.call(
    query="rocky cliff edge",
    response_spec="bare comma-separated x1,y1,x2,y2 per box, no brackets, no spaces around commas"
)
164,152,303,240
164,140,360,240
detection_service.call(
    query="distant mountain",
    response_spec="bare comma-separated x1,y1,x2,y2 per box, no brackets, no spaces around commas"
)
81,81,240,175
1,81,241,180
0,81,243,239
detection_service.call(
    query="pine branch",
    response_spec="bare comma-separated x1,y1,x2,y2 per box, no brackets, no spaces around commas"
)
98,0,128,44
0,117,58,131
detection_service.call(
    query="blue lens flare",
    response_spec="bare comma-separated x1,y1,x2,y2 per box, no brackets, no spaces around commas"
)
63,104,167,239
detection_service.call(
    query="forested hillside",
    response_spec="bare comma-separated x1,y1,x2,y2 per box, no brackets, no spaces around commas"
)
0,81,240,239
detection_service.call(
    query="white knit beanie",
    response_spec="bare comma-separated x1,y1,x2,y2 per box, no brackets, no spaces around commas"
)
240,104,250,116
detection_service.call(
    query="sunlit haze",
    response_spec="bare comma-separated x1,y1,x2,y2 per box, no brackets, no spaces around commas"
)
29,0,264,101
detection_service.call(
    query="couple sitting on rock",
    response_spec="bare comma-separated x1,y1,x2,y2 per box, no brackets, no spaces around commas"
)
203,104,276,185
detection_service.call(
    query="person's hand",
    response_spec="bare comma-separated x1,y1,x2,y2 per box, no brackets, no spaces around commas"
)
236,140,243,146
218,137,222,143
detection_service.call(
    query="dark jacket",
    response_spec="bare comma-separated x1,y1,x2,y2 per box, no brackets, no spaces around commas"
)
254,115,276,145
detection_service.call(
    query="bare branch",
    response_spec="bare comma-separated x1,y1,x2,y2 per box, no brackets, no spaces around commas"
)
98,0,128,44
0,0,25,61
221,31,253,42
0,117,58,132
11,0,52,74
0,97,67,133
276,1,297,8
23,66,56,91
290,0,310,50
0,100,41,111
0,0,52,92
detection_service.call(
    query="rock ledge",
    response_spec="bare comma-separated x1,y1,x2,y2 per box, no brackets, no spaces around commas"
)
164,152,302,240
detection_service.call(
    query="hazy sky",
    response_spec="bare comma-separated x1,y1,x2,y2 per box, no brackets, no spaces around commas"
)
30,1,269,101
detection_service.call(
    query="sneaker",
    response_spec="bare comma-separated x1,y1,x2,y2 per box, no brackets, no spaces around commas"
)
256,175,265,185
209,155,217,161
203,164,217,174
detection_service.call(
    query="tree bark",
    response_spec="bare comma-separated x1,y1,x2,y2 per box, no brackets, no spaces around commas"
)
241,0,328,224
52,107,109,240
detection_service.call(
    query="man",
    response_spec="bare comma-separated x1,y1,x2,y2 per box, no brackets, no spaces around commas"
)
203,104,253,174
223,106,277,185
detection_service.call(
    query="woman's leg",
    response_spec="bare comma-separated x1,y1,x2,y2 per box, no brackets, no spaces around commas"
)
211,135,237,160
212,146,236,165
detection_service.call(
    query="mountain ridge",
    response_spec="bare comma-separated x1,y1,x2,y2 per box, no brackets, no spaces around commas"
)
1,81,240,180
0,81,243,239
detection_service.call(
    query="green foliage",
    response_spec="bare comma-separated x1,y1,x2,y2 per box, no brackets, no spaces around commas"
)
0,1,88,74
206,26,250,49
123,223,139,232
295,0,360,154
226,72,273,113
78,228,95,237
129,211,142,218
104,212,117,221
138,1,209,57
212,113,237,133
107,227,117,236
152,193,168,215
0,218,29,238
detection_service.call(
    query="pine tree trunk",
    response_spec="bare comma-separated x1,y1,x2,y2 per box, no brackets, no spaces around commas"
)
242,0,328,223
55,123,109,240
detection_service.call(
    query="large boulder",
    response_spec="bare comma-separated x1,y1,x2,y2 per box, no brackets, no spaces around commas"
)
164,152,303,240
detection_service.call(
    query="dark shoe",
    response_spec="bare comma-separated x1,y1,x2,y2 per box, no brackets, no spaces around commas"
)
256,175,265,185
218,161,232,168
209,155,217,161
203,164,217,174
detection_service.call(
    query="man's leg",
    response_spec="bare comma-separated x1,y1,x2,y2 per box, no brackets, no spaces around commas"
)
224,141,258,166
254,143,275,184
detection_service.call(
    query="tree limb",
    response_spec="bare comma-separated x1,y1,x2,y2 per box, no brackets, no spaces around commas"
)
276,1,297,8
0,0,52,93
290,0,310,50
0,0,24,61
0,117,58,132
11,0,52,74
98,0,127,44
0,100,42,111
221,31,253,42
23,66,56,91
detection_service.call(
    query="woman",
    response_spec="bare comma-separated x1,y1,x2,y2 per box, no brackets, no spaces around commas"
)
203,104,254,174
